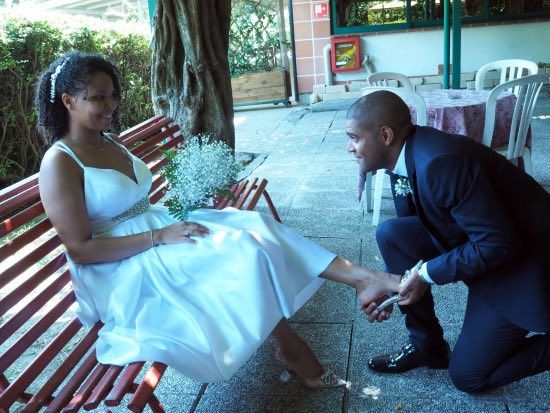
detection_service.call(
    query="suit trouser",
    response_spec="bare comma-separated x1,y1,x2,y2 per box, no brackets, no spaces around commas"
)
376,215,550,392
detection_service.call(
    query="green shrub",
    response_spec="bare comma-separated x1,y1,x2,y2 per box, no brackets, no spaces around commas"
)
0,12,153,189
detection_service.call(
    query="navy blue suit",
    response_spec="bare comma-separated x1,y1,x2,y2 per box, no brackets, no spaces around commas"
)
377,126,550,392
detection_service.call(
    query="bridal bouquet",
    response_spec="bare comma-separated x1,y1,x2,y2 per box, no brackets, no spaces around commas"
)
162,135,243,220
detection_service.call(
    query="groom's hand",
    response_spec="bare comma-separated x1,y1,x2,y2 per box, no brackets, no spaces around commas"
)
398,267,428,305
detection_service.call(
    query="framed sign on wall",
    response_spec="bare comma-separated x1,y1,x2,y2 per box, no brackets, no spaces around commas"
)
331,36,361,72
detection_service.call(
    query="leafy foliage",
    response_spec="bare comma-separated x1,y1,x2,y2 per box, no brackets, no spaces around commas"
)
0,12,153,188
229,0,286,77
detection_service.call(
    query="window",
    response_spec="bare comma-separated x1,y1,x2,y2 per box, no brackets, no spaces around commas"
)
489,0,550,16
336,0,407,28
332,0,550,34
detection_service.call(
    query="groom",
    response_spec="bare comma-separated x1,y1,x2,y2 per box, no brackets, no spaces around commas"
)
347,90,550,393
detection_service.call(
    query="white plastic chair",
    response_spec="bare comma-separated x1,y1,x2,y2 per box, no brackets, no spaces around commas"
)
368,72,414,90
475,59,538,95
482,73,547,175
359,86,427,226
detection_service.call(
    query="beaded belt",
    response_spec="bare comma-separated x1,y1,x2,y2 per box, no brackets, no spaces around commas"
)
111,196,151,223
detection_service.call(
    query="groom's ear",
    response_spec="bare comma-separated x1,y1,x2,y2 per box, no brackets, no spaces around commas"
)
378,126,395,147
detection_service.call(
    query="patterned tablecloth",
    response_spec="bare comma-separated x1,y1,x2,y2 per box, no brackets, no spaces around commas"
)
409,89,520,148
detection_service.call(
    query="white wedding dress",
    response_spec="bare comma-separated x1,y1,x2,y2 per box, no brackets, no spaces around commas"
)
54,137,336,383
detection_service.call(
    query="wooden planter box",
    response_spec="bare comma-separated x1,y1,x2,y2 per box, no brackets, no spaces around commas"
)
231,69,290,107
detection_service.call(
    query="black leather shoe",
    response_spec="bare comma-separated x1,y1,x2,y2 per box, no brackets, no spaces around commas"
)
368,343,450,374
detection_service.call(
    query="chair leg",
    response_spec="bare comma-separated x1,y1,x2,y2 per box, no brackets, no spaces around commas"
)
364,172,373,212
372,169,385,226
523,148,532,175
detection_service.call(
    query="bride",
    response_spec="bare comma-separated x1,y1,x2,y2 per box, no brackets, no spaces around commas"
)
36,51,400,389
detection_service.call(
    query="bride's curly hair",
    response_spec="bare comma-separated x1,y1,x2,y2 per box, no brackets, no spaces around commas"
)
35,50,122,145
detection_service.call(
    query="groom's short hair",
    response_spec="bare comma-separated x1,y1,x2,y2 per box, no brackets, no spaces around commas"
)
347,90,412,136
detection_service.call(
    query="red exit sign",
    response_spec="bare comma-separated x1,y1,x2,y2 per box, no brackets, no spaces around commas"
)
312,2,329,19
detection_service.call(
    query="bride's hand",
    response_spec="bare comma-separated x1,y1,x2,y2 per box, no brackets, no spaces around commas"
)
154,222,210,245
356,270,401,322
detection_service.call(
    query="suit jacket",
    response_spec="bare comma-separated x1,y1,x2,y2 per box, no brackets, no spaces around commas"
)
404,126,550,332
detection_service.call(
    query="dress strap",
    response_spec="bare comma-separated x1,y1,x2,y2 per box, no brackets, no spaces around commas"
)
53,141,85,169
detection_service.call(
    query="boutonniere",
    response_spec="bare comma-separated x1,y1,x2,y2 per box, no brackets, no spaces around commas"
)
394,177,412,196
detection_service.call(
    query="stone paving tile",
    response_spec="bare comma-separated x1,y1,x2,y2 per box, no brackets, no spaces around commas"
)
291,236,361,323
300,173,358,192
314,149,354,163
284,208,365,239
205,323,352,397
307,160,359,176
502,370,550,402
507,401,550,413
195,391,344,413
290,190,361,211
348,313,506,403
85,390,198,413
291,280,356,324
347,396,506,413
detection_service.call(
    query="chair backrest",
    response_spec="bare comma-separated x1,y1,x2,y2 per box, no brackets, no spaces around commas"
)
360,86,427,126
475,59,538,93
367,72,414,90
482,73,547,160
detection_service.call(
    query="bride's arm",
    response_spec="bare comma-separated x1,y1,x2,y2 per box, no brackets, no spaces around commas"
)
39,149,208,264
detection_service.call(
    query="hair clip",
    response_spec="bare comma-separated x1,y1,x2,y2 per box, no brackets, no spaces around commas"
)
49,59,69,103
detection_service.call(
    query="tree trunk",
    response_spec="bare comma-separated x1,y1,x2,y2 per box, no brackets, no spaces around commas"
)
151,0,235,148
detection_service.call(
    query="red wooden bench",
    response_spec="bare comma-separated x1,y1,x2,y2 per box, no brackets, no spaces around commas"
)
0,116,281,412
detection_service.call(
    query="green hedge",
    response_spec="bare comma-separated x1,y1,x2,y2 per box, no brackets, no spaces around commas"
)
0,13,153,189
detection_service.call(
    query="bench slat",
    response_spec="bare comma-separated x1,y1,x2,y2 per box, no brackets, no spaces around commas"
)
0,318,82,409
118,115,164,141
61,363,110,412
245,180,268,212
82,364,124,410
0,202,44,238
260,189,282,223
0,235,62,289
0,292,75,373
120,118,173,148
215,182,242,209
129,125,181,158
0,185,40,219
24,323,101,413
0,253,66,316
0,174,39,205
127,363,167,413
0,218,53,259
104,362,145,407
0,271,71,345
236,178,259,210
45,350,99,413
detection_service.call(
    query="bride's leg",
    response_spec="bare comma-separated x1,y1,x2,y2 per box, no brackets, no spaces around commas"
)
320,257,401,309
272,318,323,378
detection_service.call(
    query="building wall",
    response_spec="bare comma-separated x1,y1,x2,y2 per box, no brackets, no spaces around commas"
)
360,21,550,78
291,1,550,93
292,0,331,94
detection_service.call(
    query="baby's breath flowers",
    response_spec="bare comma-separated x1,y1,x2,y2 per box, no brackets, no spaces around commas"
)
394,177,412,197
162,135,243,220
